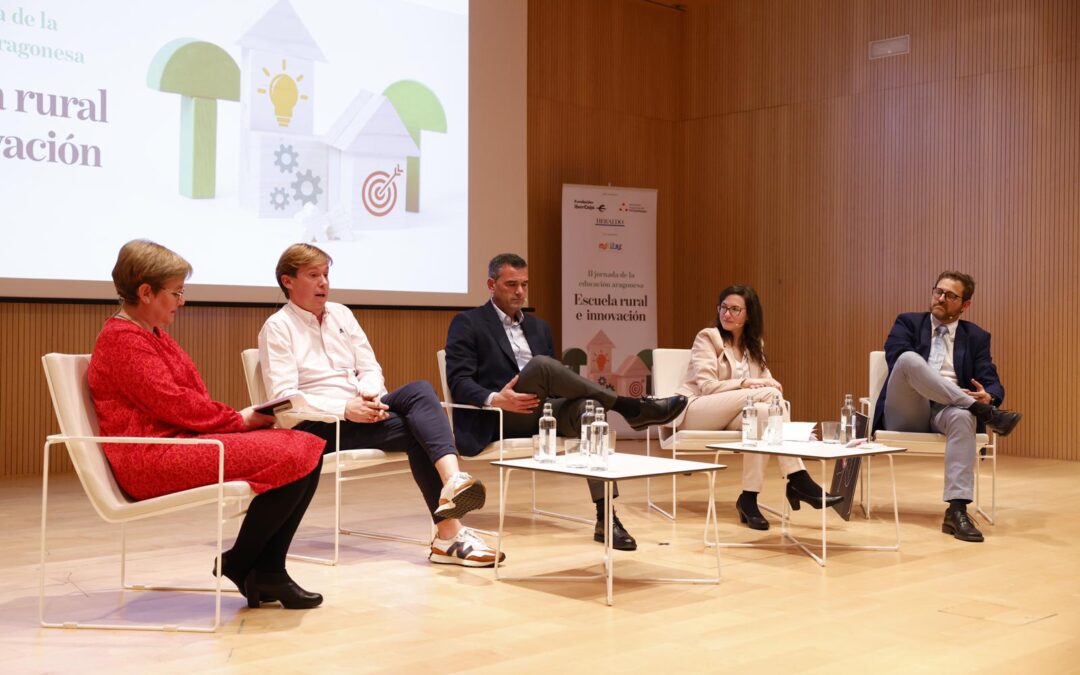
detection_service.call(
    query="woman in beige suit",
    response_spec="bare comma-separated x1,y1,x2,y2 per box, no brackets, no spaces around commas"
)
675,284,840,530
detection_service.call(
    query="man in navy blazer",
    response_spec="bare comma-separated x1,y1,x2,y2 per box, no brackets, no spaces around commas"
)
873,271,1021,542
445,253,688,551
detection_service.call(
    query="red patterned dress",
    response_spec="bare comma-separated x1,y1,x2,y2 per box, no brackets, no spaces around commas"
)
88,317,324,500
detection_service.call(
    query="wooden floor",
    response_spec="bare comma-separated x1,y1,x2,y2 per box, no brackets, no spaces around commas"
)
5,443,1080,674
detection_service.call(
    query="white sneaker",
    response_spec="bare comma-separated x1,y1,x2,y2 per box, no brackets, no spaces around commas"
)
429,527,505,567
433,472,486,519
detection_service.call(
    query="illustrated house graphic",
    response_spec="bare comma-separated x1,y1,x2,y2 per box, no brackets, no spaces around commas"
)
586,330,616,389
326,91,421,224
233,0,426,227
237,0,328,218
613,354,650,398
237,0,322,135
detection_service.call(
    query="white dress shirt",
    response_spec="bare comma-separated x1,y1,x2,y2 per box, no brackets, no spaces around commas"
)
491,300,533,370
258,301,386,424
930,315,959,386
483,300,533,406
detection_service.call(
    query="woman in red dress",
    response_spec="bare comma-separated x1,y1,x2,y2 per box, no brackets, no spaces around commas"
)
88,240,326,609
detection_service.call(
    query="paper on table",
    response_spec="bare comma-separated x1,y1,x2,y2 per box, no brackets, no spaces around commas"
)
783,422,817,442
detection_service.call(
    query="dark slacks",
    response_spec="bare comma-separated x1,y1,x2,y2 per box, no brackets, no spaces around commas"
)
296,380,458,523
230,454,324,573
500,355,619,503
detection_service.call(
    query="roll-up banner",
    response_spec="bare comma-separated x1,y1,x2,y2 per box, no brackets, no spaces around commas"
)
561,184,658,438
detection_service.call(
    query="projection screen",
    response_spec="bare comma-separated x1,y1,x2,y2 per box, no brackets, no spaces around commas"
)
0,0,526,305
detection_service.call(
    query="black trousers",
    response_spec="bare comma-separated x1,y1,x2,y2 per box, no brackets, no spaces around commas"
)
229,454,323,573
501,355,619,503
296,380,458,523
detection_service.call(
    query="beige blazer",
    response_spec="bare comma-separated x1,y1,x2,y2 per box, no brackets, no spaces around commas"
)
673,327,773,424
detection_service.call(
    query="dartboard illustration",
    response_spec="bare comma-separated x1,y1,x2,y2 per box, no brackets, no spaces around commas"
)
625,380,645,397
361,164,403,217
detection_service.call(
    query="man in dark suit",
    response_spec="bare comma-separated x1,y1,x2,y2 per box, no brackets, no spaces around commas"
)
873,271,1021,542
445,253,688,551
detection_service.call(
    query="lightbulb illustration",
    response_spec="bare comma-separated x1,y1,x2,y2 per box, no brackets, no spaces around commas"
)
269,73,298,126
257,59,308,127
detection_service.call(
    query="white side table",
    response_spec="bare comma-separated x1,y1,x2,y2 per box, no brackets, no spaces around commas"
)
491,453,727,605
707,441,907,566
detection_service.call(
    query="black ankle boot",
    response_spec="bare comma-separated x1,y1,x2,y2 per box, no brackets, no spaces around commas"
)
244,570,323,609
785,470,843,510
594,502,637,551
735,491,769,530
212,551,249,598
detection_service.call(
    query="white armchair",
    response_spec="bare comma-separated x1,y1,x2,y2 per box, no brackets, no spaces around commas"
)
40,353,254,632
645,348,791,522
436,349,592,525
645,348,742,519
863,350,996,523
240,349,426,567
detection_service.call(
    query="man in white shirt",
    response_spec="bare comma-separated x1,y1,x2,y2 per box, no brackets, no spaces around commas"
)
872,271,1022,543
259,244,502,567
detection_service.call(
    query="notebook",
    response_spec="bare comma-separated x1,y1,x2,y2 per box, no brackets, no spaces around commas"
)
829,411,869,521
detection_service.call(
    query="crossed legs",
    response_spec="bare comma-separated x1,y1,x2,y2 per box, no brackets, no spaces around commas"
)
297,381,474,540
680,386,805,490
503,355,620,502
883,352,978,501
497,356,634,548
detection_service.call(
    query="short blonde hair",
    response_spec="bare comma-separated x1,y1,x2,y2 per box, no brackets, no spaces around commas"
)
112,240,192,304
275,243,333,298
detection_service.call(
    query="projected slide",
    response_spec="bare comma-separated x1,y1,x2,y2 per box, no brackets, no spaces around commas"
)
0,0,468,297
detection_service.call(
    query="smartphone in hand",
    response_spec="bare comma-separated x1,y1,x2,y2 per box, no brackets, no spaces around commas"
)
254,394,299,416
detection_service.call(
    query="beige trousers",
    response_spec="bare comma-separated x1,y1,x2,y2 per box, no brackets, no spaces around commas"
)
680,386,805,492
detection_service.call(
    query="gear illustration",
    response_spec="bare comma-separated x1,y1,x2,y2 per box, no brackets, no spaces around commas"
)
269,186,290,211
291,169,323,206
273,144,300,174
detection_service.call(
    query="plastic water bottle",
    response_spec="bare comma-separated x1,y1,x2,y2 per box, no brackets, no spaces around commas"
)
741,395,759,447
536,402,557,463
840,393,856,444
567,399,594,468
588,406,610,471
766,394,783,446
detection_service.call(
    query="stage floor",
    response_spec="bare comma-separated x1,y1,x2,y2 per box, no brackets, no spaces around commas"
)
4,443,1080,674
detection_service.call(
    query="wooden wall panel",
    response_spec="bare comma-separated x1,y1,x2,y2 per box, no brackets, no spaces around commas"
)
852,0,959,94
529,0,682,121
957,0,1080,77
527,0,684,349
686,0,855,118
680,0,1080,460
1,303,113,475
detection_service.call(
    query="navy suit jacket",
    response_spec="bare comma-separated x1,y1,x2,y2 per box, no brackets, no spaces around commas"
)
444,302,555,455
872,311,1004,433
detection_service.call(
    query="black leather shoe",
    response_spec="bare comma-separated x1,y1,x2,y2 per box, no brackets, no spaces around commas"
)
969,403,1022,437
942,508,984,542
244,570,323,609
985,409,1022,437
624,395,689,431
594,513,638,551
735,493,769,531
786,481,844,511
